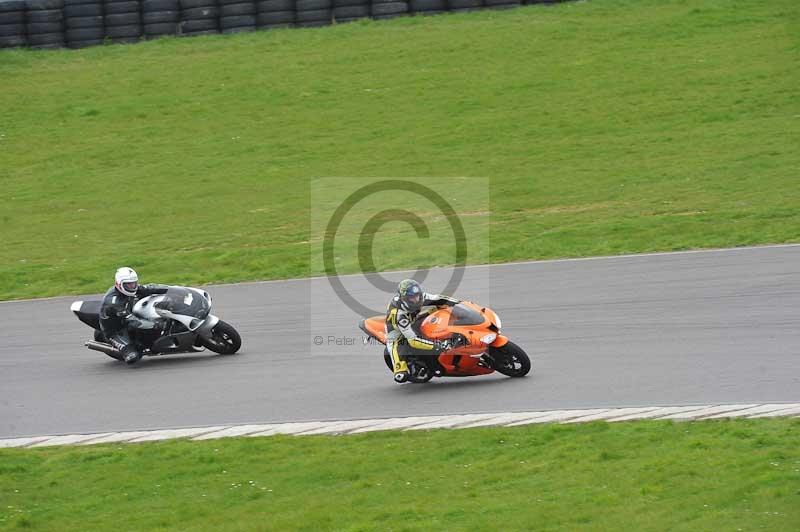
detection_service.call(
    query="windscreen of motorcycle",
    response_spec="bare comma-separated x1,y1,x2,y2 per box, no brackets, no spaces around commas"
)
450,304,485,326
154,287,211,319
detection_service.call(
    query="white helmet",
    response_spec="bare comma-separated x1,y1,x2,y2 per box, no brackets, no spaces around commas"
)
114,267,139,297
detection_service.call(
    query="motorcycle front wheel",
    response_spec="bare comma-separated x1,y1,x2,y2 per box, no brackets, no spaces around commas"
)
202,320,242,355
490,341,531,377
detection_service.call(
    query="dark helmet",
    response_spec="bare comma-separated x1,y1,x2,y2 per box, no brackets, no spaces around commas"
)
397,279,423,313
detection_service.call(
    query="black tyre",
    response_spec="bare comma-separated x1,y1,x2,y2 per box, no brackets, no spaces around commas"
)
257,10,293,24
222,25,255,33
109,35,139,43
0,34,25,47
106,24,141,37
490,341,531,378
0,1,25,13
105,13,141,26
221,14,255,28
182,6,219,18
65,16,104,28
409,0,444,11
27,31,64,44
28,0,63,9
484,0,519,4
383,351,393,371
259,21,292,28
144,21,178,34
0,23,23,36
64,4,103,17
202,320,242,355
144,0,179,11
257,0,292,11
68,38,104,48
66,27,104,40
371,1,407,17
143,10,179,23
180,18,217,31
295,19,329,27
447,0,481,7
105,1,141,14
0,11,24,25
179,0,216,8
295,8,330,22
26,9,63,23
333,5,367,18
27,21,64,34
182,28,218,35
221,2,255,15
334,0,366,6
297,0,330,9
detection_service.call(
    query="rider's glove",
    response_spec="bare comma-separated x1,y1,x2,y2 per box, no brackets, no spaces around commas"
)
436,335,466,352
434,339,451,352
124,314,144,330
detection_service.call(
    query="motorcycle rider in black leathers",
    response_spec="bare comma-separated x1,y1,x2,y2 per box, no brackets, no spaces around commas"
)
385,279,464,383
99,267,168,364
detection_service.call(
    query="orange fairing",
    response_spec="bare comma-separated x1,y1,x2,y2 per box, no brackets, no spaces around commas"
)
417,301,499,376
359,317,387,345
491,334,509,348
360,302,508,377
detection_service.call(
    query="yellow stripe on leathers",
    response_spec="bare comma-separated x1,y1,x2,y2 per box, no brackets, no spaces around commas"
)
391,342,408,374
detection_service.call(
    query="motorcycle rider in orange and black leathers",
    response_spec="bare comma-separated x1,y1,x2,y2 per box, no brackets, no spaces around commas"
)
385,279,463,383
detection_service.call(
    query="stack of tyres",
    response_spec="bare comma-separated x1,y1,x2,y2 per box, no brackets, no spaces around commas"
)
294,0,329,28
256,0,292,29
0,0,27,49
370,0,406,19
26,0,68,49
332,0,368,23
483,0,519,9
142,0,179,39
64,0,105,48
447,0,481,12
408,0,445,15
179,0,219,37
103,0,142,43
219,0,255,33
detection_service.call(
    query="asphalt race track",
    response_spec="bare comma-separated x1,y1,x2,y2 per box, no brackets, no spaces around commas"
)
1,245,798,439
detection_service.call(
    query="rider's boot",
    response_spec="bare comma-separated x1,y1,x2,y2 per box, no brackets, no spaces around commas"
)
121,345,142,365
393,360,410,383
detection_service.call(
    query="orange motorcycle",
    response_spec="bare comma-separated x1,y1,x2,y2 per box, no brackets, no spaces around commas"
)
359,301,531,383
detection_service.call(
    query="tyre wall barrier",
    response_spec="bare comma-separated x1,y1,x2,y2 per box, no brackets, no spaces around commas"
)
0,0,572,50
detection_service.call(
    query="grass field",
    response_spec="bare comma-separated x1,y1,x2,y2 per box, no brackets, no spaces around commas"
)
1,0,798,300
1,418,798,530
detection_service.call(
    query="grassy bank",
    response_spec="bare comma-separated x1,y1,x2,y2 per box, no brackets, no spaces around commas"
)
1,0,797,300
1,418,798,530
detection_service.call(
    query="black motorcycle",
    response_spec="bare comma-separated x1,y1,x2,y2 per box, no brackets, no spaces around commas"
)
71,286,241,360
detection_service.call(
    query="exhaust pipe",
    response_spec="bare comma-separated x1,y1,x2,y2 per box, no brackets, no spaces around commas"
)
85,340,120,357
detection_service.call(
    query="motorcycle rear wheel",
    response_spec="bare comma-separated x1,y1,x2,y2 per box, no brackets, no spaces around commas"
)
202,320,242,354
490,340,531,377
